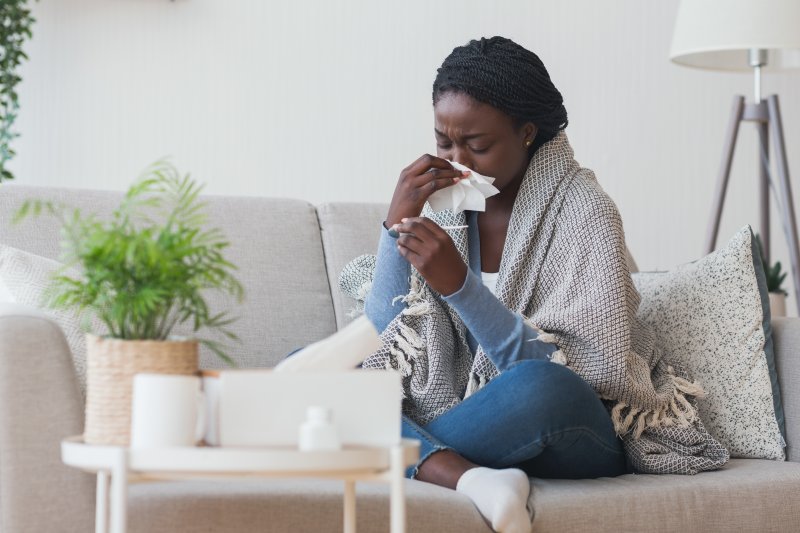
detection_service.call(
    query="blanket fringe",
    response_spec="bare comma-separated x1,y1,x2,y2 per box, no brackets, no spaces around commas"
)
522,318,567,365
355,280,372,302
548,349,568,365
610,371,706,438
386,276,431,377
537,332,558,344
394,276,431,316
464,372,486,399
389,338,414,376
673,375,707,398
346,281,373,318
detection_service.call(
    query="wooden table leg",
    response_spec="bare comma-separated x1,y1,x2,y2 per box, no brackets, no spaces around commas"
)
390,445,405,533
96,470,110,533
343,480,356,533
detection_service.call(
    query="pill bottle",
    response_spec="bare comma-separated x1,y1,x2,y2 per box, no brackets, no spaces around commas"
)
299,406,341,451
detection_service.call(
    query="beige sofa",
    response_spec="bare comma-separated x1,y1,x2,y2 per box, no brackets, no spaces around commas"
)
0,184,798,533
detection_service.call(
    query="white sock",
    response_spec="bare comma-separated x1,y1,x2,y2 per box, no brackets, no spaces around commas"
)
455,467,531,533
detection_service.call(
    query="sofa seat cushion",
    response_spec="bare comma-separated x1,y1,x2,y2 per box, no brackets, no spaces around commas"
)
128,478,491,533
529,458,800,532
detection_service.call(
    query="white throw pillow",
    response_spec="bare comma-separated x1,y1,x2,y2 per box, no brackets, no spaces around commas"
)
632,225,784,460
0,244,101,395
0,275,13,302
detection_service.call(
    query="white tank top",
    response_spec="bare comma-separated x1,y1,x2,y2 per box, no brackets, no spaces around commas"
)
481,271,499,296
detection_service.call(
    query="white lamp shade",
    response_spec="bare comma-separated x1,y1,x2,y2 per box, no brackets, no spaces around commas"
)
670,0,800,71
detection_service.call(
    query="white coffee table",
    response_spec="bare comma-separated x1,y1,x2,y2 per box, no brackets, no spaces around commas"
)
61,436,420,533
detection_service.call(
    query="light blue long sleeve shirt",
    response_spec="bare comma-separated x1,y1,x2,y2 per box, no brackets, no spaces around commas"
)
363,211,557,371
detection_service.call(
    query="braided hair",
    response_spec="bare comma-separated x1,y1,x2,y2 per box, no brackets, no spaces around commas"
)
433,36,568,156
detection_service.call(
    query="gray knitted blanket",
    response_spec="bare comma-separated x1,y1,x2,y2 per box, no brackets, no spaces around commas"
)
340,133,729,475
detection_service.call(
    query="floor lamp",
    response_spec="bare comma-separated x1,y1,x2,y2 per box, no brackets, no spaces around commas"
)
670,0,800,313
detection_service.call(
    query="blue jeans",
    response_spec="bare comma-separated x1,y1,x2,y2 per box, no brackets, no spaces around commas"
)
402,359,631,479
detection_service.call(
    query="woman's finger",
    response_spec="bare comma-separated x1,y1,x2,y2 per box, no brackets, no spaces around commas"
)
411,173,465,194
405,154,454,175
414,167,463,180
396,233,425,257
402,217,452,241
394,217,439,243
396,242,423,267
389,229,429,254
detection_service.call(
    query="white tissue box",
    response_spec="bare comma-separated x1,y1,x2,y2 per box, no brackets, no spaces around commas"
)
218,370,402,448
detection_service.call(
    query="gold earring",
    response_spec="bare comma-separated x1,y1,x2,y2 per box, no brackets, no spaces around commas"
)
525,140,532,147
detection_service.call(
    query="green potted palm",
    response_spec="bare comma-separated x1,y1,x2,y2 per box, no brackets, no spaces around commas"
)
14,161,243,445
754,233,788,317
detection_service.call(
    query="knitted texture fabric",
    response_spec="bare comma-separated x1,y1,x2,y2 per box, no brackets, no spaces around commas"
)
339,132,729,474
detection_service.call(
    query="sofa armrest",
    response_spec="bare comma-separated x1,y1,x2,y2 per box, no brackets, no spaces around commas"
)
0,304,94,532
772,317,800,462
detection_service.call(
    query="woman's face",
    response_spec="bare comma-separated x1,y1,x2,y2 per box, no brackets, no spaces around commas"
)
433,91,536,193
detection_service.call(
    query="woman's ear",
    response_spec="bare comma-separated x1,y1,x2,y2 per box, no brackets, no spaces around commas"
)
522,123,538,146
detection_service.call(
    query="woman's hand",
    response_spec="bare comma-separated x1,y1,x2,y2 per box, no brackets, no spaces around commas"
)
392,217,468,296
385,155,469,227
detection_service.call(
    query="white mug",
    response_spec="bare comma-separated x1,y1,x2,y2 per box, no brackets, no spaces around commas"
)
130,374,204,448
201,370,221,446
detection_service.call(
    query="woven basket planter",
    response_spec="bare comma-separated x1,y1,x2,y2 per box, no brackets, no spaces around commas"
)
84,334,199,446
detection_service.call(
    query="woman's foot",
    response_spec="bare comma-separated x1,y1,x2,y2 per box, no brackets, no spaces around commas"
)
456,467,531,533
416,450,531,533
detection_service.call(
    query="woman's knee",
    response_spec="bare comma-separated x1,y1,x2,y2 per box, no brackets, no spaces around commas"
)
503,358,596,402
505,358,577,384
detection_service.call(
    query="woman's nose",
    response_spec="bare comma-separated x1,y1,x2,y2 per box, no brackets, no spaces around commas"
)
451,148,473,170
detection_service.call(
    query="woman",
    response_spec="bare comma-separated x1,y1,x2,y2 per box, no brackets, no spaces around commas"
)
340,36,728,533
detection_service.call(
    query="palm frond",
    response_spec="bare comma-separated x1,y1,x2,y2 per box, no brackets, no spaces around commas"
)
12,160,244,364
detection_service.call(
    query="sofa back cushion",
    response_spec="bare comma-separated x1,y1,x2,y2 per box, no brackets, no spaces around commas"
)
0,185,337,369
772,318,800,460
317,202,388,329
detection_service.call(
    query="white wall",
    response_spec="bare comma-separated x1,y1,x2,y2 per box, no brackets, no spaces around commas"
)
11,0,800,313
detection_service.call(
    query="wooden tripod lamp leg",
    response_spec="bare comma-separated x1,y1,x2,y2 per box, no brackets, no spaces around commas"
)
767,95,800,315
705,96,746,255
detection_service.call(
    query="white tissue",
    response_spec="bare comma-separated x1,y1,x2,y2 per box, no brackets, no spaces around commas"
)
273,316,381,372
427,161,500,213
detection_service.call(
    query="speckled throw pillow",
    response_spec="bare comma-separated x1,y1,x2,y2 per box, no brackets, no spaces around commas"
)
632,225,785,460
